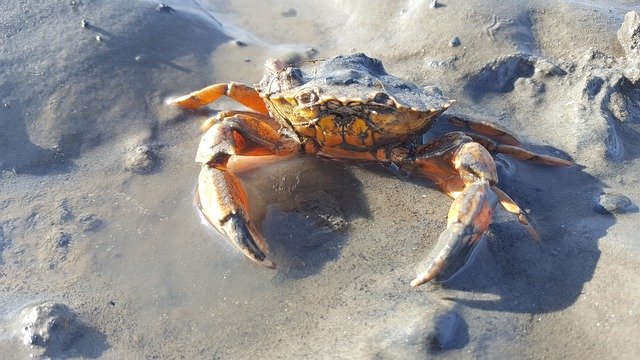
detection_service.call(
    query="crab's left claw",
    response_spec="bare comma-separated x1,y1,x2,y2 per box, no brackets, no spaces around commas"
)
193,112,301,268
408,138,501,286
411,181,498,286
197,166,276,269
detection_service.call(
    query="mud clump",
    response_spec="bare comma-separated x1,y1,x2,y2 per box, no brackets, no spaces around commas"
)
368,303,469,358
431,309,467,351
464,54,565,100
608,80,640,123
125,145,158,174
597,192,638,214
617,11,640,61
281,8,297,17
79,213,105,232
20,303,81,358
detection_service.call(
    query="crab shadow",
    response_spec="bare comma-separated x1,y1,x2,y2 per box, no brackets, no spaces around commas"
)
435,158,611,314
240,156,370,280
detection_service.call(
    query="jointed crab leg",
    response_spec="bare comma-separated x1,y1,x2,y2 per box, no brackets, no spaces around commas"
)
465,133,572,167
491,185,539,241
448,116,522,146
200,110,282,132
448,116,572,166
170,82,269,115
196,113,300,268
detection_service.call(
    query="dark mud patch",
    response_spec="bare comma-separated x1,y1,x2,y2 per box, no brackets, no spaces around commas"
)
239,157,369,280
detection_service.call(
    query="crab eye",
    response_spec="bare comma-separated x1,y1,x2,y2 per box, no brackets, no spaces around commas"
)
372,92,392,105
296,91,318,105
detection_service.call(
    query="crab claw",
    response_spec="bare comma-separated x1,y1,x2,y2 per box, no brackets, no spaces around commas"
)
197,166,276,269
411,181,498,286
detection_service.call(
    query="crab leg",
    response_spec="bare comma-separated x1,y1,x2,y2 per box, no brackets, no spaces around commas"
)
465,132,572,167
406,137,500,286
197,113,300,267
491,185,539,241
170,82,269,115
448,117,572,166
448,116,522,146
200,110,281,132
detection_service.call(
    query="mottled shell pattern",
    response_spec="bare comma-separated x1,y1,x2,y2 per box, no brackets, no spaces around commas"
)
256,53,452,151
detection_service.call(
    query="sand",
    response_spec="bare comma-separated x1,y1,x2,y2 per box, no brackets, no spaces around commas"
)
1,0,639,358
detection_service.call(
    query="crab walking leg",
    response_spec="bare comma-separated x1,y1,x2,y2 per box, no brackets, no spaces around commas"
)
448,116,523,146
197,113,301,267
465,133,573,167
408,140,500,287
491,185,540,241
200,110,282,132
170,82,269,115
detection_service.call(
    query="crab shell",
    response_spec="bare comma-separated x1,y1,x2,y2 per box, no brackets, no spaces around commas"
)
256,53,453,150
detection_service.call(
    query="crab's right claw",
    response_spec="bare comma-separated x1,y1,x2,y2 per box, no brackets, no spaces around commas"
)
411,181,498,287
197,166,276,269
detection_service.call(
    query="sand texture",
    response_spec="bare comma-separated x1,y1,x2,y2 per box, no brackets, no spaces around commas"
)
1,0,639,358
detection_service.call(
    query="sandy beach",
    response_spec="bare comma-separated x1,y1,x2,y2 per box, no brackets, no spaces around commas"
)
1,0,639,358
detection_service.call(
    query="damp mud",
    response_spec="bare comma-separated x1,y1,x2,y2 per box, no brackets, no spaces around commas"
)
1,0,639,358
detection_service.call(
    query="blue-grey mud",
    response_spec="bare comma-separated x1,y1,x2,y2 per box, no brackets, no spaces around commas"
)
1,0,639,358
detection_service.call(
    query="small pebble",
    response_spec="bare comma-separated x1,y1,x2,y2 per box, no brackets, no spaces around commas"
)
430,0,440,9
449,36,461,47
134,55,143,62
156,4,174,12
95,35,102,42
79,214,105,232
433,310,464,350
0,227,6,251
597,192,637,214
56,233,71,248
81,19,88,28
281,8,297,17
233,40,247,47
58,200,74,223
534,59,567,77
244,58,251,62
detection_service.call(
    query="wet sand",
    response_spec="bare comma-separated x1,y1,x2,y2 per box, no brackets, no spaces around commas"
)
1,0,639,358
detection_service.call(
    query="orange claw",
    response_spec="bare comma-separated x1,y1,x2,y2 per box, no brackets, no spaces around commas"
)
197,167,275,268
407,133,500,286
194,112,301,268
411,180,498,287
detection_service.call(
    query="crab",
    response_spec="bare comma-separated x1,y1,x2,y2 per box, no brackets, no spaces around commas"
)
170,53,571,287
